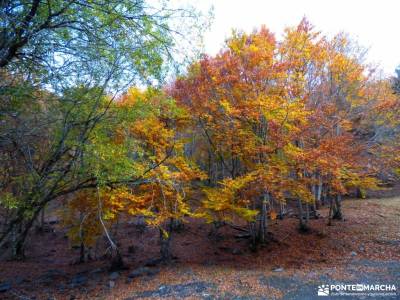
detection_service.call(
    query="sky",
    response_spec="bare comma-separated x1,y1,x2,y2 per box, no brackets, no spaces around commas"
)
191,0,399,76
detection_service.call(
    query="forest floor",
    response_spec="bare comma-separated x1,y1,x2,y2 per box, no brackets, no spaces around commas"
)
0,194,399,300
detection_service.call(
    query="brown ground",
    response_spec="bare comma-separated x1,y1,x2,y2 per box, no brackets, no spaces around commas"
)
0,194,399,299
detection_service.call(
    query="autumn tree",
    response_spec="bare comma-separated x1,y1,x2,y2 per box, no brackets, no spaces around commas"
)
0,0,207,259
172,19,383,246
115,88,205,261
61,88,205,266
172,26,314,245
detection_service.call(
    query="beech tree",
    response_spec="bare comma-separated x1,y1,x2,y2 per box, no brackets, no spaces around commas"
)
171,19,383,247
62,88,204,266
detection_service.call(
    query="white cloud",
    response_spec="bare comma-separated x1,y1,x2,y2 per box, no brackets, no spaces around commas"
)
193,0,399,75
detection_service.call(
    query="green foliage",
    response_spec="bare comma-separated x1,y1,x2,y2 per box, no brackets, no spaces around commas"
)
0,0,206,88
0,193,19,210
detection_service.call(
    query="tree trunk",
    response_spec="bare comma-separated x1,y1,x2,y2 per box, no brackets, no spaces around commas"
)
207,150,212,186
316,175,323,208
159,228,172,262
321,184,325,206
332,194,343,220
328,195,333,226
97,186,125,270
12,222,29,260
311,176,318,215
109,248,124,271
258,193,268,244
169,217,183,232
79,242,86,263
249,221,257,251
10,206,43,260
279,202,285,219
297,199,308,232
35,206,46,232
